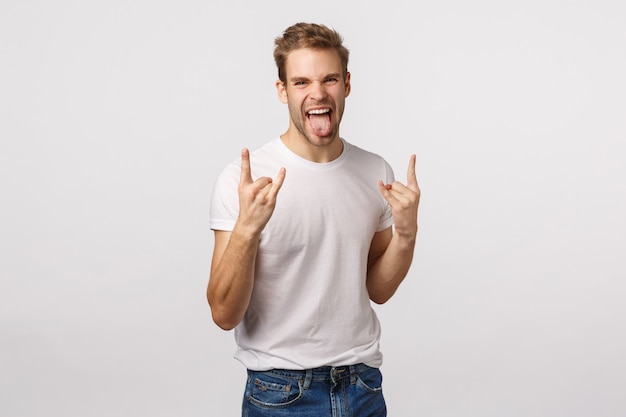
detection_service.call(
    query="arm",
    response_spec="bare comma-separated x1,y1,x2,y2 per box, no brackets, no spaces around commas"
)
207,228,258,330
366,154,421,304
207,148,286,330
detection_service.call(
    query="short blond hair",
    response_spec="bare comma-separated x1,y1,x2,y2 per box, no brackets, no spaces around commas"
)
273,22,350,83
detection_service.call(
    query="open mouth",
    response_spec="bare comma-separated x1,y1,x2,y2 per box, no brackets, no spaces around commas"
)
307,108,332,137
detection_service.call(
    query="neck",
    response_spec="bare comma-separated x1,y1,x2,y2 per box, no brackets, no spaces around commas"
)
280,128,343,163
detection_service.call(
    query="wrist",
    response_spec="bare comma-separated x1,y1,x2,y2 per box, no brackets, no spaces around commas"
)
232,222,263,242
393,226,417,245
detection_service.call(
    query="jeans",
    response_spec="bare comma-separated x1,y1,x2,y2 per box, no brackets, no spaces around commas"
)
242,363,387,416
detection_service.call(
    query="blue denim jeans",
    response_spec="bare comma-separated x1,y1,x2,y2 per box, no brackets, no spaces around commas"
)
242,363,387,416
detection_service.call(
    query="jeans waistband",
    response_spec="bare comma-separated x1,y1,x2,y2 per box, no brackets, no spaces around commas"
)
247,363,372,389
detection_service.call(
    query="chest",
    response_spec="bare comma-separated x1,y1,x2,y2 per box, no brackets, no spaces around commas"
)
262,168,384,247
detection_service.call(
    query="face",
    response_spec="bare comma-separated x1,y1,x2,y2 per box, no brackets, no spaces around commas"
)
276,48,351,148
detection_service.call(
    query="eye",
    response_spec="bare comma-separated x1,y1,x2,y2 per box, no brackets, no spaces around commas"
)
325,77,339,84
293,80,308,87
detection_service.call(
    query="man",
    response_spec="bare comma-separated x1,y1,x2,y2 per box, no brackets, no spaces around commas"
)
207,22,420,416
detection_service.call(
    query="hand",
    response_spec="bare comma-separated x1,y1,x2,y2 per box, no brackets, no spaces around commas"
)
236,148,286,236
378,154,421,239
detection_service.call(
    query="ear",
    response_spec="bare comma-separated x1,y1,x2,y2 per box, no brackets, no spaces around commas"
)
276,80,288,104
344,72,351,98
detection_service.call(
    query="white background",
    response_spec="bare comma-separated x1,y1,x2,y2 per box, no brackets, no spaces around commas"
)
1,1,625,416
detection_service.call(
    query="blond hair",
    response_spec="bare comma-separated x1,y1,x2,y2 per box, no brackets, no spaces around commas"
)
273,22,350,83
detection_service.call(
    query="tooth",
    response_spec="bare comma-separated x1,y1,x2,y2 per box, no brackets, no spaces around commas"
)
308,109,329,115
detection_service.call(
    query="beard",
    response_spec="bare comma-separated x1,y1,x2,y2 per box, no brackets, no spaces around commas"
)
287,99,345,147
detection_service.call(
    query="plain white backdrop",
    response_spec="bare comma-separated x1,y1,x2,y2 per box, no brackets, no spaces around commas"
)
1,1,625,416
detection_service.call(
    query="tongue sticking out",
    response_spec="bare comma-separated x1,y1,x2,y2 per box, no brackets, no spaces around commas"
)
308,113,332,137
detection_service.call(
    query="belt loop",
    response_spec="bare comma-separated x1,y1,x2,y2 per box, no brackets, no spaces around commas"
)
302,368,313,390
349,364,357,384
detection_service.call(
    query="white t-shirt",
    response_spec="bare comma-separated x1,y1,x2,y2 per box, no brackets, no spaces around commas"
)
209,138,394,370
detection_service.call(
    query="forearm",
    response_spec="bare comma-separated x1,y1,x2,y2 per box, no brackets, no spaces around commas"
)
208,226,260,330
366,232,416,304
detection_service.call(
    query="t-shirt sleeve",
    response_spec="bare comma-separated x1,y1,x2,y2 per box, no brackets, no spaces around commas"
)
209,163,240,231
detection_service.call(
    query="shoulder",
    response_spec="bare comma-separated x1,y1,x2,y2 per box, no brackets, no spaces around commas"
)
343,139,393,173
343,139,388,164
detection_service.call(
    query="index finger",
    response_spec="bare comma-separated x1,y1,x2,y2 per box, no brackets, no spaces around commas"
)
240,148,253,185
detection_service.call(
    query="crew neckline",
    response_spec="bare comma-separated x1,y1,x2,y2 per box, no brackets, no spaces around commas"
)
275,137,349,170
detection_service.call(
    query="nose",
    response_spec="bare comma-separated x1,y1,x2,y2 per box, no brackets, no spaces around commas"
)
309,81,328,101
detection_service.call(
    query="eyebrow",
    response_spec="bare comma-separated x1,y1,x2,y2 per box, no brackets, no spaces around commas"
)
289,72,342,83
